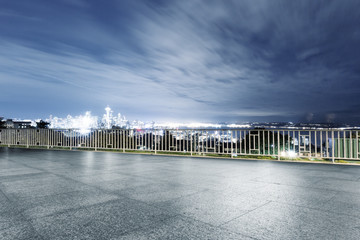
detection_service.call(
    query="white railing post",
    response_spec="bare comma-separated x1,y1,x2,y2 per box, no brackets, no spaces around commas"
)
47,129,50,149
332,130,335,163
95,130,97,151
27,129,29,148
155,130,157,154
277,130,280,161
190,130,193,156
123,130,125,153
69,129,72,150
231,130,233,158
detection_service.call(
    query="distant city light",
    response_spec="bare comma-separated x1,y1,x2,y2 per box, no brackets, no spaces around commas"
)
49,111,98,134
46,107,255,132
281,150,297,158
77,112,97,134
103,106,112,129
48,106,129,132
37,106,355,133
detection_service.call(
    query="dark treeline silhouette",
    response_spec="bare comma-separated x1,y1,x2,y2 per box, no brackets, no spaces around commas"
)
0,118,5,129
36,120,50,129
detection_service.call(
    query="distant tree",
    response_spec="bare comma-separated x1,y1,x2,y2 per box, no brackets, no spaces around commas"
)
36,120,50,129
0,118,5,129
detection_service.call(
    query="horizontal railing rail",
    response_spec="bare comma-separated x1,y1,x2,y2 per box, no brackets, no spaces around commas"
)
1,128,359,162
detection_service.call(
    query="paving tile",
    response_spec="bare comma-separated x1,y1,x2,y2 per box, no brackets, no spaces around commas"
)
0,223,42,240
126,169,185,181
318,191,360,218
0,174,91,200
222,201,360,240
0,211,25,231
91,176,157,192
30,208,95,240
253,173,325,187
85,199,175,238
157,173,267,193
85,198,176,222
0,167,43,178
16,189,120,219
247,183,338,209
0,172,47,183
312,178,360,194
0,191,19,214
119,182,205,203
153,189,270,226
120,215,252,240
31,199,175,239
301,169,359,181
70,172,131,184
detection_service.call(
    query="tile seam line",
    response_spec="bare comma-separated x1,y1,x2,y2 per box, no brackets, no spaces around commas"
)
219,200,273,227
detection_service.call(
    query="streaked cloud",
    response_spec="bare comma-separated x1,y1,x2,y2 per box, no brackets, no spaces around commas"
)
1,0,360,124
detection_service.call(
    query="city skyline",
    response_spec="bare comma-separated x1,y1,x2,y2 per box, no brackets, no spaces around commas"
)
1,0,360,124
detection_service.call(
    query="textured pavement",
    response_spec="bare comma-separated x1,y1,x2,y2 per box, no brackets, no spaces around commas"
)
0,147,360,240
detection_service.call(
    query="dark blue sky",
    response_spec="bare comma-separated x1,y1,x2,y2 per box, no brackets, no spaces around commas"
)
1,0,360,124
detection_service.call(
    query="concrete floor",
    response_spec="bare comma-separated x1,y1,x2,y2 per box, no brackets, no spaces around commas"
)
0,148,360,240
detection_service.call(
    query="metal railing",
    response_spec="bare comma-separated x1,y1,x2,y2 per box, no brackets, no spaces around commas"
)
0,128,359,162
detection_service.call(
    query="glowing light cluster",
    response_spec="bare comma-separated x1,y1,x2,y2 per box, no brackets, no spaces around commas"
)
48,106,129,133
49,111,98,134
47,106,254,133
280,150,297,158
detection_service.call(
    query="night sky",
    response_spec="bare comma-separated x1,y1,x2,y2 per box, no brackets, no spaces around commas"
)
1,0,360,124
